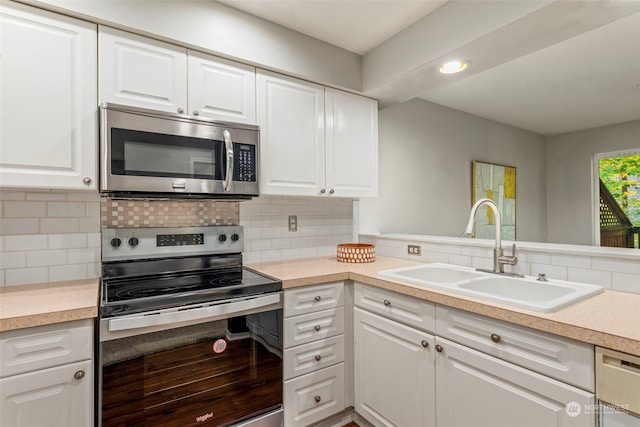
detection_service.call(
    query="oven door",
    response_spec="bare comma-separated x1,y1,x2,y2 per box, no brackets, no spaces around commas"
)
100,103,259,197
97,293,283,427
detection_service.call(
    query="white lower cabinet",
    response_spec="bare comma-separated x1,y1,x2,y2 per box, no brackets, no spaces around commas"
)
352,283,596,427
435,337,595,427
0,320,93,427
283,282,347,426
354,307,435,427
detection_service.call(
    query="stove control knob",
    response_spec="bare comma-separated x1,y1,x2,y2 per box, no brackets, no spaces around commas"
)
128,237,139,247
110,238,122,248
218,234,227,243
231,233,240,242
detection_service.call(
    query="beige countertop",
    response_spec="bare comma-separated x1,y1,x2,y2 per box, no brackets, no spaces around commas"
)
247,256,640,357
0,279,99,332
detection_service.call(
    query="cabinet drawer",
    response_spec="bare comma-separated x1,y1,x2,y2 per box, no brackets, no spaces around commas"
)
354,283,435,333
0,320,93,378
284,335,345,380
284,363,345,427
436,306,594,391
284,282,344,317
284,308,344,348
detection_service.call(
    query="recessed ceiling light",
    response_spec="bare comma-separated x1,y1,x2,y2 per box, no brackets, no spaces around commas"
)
439,60,470,74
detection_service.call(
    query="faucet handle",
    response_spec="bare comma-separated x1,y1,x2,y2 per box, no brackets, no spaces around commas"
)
498,243,518,265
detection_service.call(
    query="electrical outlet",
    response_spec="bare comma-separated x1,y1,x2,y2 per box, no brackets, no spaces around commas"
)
288,215,297,232
408,245,421,255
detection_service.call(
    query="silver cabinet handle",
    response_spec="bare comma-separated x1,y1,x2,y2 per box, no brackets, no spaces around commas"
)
329,189,335,194
74,370,85,380
193,110,200,116
314,355,322,362
314,325,321,332
177,107,184,114
320,188,326,194
490,333,501,343
223,129,234,192
314,296,321,302
435,344,444,353
82,177,92,185
421,340,429,348
383,299,391,307
314,396,321,403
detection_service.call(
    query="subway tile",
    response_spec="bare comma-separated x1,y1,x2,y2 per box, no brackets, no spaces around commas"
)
0,252,26,269
471,256,493,271
86,202,101,217
611,272,640,294
252,240,272,251
448,254,472,267
87,262,100,278
4,235,48,251
26,192,67,201
0,218,39,235
592,257,640,275
66,192,100,202
271,238,292,250
568,267,611,288
260,250,283,262
0,191,25,201
517,251,552,265
3,201,46,217
48,234,87,249
0,236,4,251
79,217,101,233
87,233,101,248
68,248,100,264
5,267,48,286
40,218,80,233
530,263,567,281
49,264,88,282
47,202,88,217
551,254,592,269
427,252,449,264
27,250,67,267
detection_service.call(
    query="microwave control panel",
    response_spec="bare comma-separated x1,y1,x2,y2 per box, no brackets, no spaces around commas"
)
235,144,256,182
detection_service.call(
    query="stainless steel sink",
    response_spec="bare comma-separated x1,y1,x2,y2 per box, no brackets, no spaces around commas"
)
378,263,603,312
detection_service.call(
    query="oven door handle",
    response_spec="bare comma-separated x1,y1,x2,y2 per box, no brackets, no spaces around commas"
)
108,293,281,332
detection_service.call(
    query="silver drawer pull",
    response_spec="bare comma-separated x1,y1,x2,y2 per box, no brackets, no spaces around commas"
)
74,370,85,380
314,296,322,302
421,340,429,348
435,344,444,353
314,355,322,362
490,333,501,343
383,299,391,306
314,325,321,332
314,396,321,403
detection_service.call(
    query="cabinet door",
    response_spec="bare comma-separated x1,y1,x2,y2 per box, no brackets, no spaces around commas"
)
325,88,378,198
257,70,325,196
435,337,595,427
1,360,93,427
99,26,187,113
354,308,435,427
188,51,256,124
0,2,97,190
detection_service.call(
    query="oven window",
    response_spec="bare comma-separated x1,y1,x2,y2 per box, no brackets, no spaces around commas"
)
100,312,282,427
110,128,224,180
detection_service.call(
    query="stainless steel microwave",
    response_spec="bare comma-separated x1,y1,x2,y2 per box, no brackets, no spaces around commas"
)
100,103,259,198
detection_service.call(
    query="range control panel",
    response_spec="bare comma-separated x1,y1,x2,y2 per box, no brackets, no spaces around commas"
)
102,225,243,261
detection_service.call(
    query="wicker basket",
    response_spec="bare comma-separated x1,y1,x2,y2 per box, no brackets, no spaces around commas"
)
336,243,376,263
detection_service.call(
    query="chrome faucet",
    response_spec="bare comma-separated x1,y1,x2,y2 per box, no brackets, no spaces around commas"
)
464,198,523,277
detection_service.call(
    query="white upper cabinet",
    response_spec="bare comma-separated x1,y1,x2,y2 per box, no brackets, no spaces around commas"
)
188,51,256,123
257,70,326,196
99,26,188,114
257,70,379,198
325,88,378,198
99,27,256,123
0,1,97,190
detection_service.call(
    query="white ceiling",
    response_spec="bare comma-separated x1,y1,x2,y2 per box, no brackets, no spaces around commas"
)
217,0,640,136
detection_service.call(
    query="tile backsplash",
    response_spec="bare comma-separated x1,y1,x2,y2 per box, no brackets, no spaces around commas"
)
0,190,101,286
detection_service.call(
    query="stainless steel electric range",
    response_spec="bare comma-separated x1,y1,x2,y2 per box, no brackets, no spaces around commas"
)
97,225,283,427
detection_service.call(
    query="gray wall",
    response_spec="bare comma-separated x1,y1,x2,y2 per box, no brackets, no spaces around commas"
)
360,99,548,242
546,119,640,245
28,0,362,91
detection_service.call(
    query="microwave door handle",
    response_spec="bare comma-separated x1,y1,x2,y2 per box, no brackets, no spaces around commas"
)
223,130,234,192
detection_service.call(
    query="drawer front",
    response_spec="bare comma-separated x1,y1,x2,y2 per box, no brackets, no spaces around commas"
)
284,282,344,317
284,363,345,427
284,335,345,380
284,307,345,348
436,306,594,391
596,347,640,415
0,320,93,378
354,283,435,333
